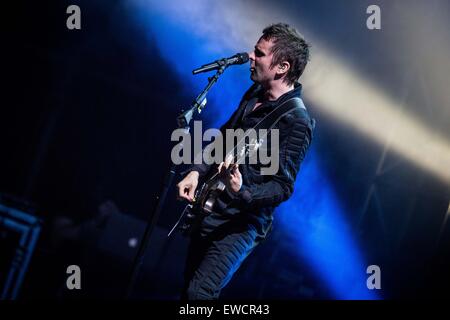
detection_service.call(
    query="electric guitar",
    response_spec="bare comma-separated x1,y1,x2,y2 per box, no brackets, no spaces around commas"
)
168,135,264,237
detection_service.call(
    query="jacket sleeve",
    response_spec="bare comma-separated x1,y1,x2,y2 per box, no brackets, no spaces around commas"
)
226,114,314,210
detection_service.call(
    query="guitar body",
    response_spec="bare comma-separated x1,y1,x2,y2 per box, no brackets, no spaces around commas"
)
179,172,226,235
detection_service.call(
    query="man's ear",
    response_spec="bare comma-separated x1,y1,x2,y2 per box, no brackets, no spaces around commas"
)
277,61,291,75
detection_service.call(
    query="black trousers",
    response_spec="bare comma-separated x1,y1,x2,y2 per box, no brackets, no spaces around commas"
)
182,222,260,300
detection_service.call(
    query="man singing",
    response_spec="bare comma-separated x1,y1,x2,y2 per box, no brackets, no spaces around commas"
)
177,23,315,299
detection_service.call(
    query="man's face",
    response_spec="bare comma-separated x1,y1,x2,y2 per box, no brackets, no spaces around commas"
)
248,37,278,85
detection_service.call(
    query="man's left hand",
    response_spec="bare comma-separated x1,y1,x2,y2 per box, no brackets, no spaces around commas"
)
218,162,243,194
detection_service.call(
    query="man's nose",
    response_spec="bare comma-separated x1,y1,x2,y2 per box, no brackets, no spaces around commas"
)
248,51,255,61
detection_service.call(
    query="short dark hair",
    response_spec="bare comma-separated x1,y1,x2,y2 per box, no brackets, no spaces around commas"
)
261,23,310,86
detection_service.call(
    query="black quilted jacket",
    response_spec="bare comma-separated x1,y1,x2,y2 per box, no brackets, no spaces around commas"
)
184,82,315,239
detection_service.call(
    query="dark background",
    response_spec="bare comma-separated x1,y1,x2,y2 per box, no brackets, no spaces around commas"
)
1,0,449,299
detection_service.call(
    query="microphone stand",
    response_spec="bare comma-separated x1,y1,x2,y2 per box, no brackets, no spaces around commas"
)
125,63,229,299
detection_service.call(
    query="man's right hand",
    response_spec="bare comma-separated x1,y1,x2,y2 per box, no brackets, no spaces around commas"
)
177,171,199,203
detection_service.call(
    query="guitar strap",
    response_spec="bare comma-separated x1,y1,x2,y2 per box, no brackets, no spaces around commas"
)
251,97,306,132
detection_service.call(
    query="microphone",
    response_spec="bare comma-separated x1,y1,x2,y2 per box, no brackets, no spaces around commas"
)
192,52,249,75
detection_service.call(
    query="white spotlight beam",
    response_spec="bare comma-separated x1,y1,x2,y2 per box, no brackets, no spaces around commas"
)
304,50,450,184
134,0,450,185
